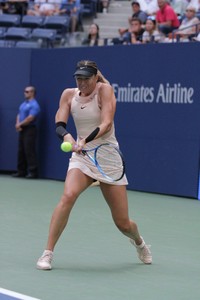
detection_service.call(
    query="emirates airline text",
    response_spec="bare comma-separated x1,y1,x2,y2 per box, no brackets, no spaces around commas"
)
112,83,194,104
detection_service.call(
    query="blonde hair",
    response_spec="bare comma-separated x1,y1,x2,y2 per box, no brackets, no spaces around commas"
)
77,60,110,84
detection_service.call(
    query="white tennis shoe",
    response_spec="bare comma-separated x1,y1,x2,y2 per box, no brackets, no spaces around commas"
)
37,250,53,270
130,237,152,264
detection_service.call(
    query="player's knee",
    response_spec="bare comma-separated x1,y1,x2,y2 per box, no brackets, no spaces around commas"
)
61,190,77,207
115,219,131,233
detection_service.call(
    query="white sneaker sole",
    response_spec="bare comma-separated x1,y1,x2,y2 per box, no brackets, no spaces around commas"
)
37,263,52,270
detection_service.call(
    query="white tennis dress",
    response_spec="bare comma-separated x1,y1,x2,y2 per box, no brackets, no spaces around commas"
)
68,82,128,185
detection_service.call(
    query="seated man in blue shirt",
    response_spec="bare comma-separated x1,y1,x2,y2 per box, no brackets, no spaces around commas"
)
13,86,40,179
59,0,81,33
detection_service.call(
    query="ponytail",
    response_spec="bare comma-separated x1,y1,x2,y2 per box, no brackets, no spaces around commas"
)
97,70,110,84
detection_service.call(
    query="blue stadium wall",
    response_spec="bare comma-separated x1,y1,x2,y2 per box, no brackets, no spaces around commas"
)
0,43,200,198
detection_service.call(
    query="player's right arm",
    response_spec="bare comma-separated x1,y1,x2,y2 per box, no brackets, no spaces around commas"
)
55,89,76,145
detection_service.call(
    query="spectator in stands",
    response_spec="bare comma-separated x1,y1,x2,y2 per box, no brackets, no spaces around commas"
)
123,17,145,44
58,0,81,33
119,1,147,38
27,0,61,16
82,23,105,46
0,0,28,15
129,1,148,24
100,0,110,14
12,86,40,179
137,0,159,16
175,5,200,41
156,0,180,35
142,16,162,42
0,1,9,14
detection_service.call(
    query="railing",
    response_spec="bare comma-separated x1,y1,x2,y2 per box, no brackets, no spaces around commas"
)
171,21,200,42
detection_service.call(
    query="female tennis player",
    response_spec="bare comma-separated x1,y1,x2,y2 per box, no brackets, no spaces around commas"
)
37,60,152,270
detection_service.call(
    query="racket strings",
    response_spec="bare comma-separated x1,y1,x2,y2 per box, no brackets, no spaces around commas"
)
95,145,124,181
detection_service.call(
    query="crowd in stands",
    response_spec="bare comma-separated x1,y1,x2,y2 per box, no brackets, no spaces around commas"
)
114,0,200,44
0,0,200,47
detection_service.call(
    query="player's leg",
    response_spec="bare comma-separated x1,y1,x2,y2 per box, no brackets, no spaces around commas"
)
100,183,152,264
47,168,93,250
100,183,141,242
37,169,94,270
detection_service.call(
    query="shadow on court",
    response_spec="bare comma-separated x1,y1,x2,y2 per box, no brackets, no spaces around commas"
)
0,175,200,300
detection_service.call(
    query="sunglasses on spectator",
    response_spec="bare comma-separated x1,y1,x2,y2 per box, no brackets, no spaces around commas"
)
186,9,195,12
24,90,32,93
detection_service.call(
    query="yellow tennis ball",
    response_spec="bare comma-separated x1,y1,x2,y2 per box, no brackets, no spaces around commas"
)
61,142,72,152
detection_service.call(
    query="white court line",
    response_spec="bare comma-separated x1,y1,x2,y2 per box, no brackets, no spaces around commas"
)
0,288,40,300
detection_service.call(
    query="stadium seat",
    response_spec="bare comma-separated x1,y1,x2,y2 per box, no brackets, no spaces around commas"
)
4,27,31,41
44,15,70,30
0,14,21,27
31,28,57,48
43,15,70,41
21,15,44,28
0,40,16,47
15,41,41,48
0,40,6,47
0,27,6,39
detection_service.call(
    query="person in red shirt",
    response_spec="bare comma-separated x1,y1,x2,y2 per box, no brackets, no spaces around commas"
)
156,0,180,35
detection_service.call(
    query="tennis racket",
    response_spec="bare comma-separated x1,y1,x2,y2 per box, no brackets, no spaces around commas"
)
81,143,125,182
